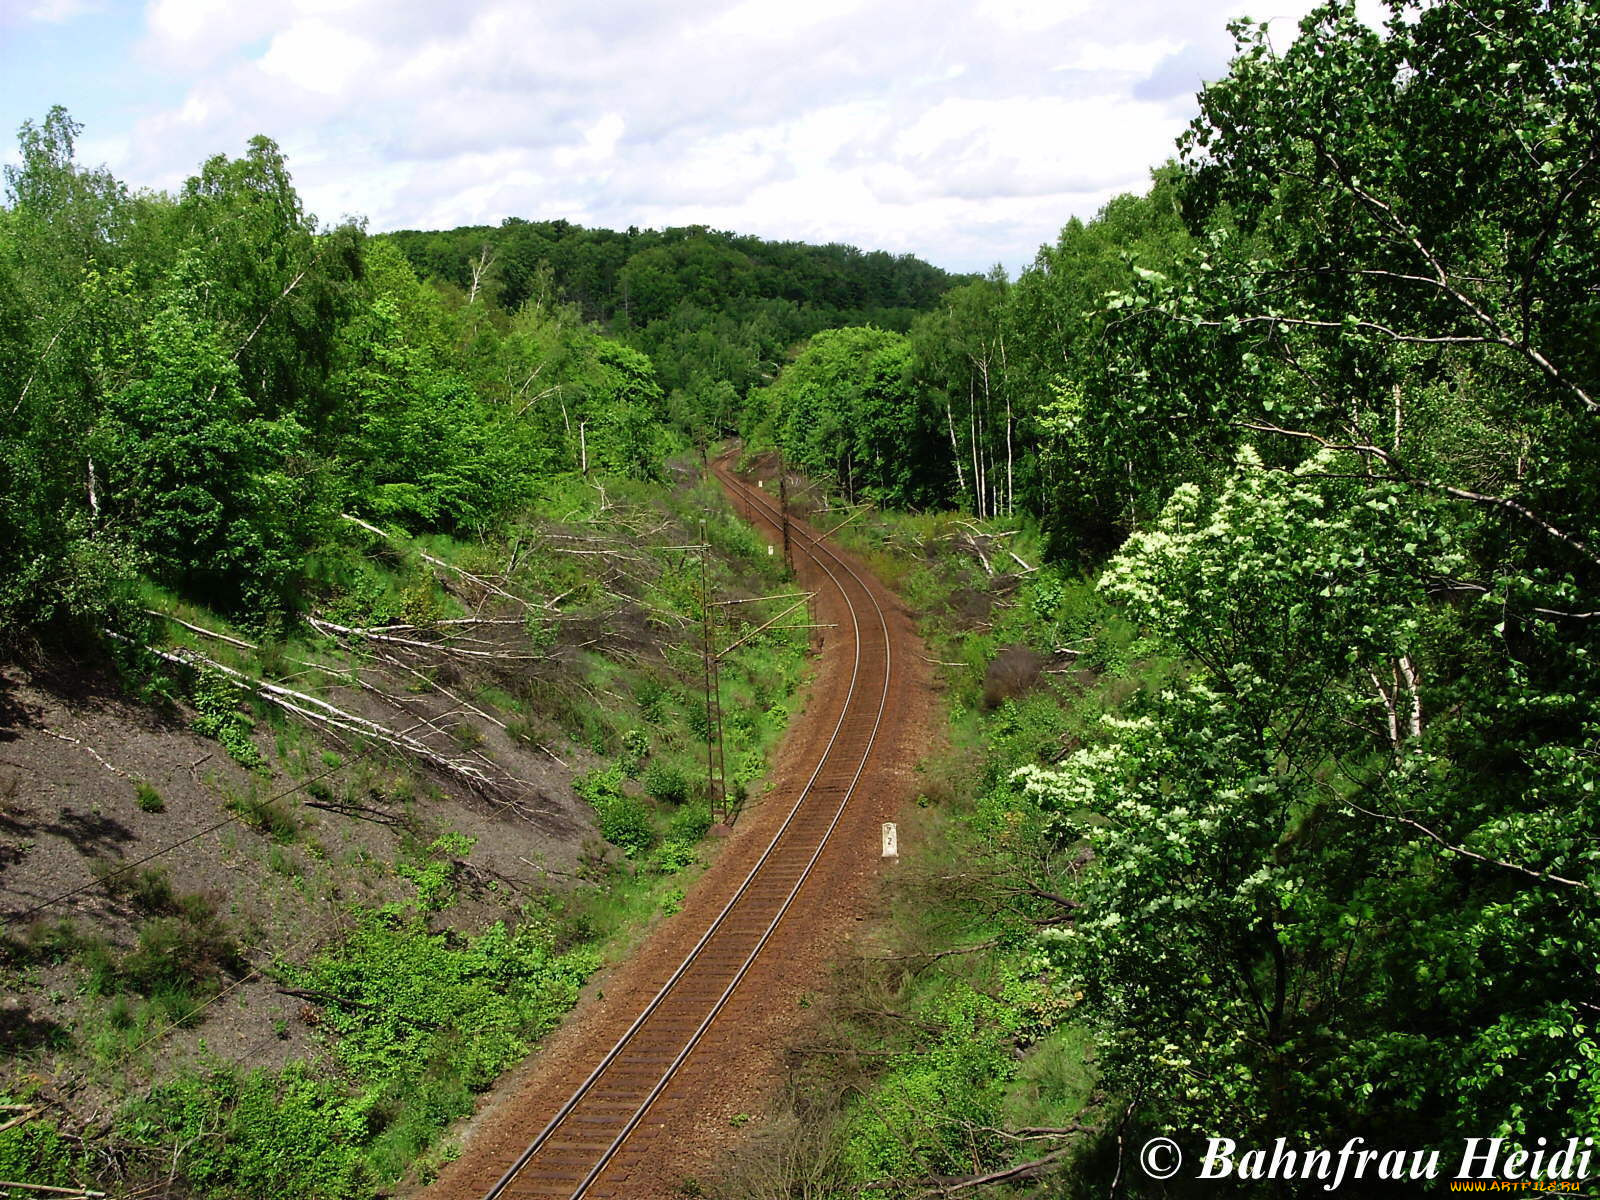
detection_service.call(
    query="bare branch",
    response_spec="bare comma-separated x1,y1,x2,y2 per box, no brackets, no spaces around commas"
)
1327,154,1596,413
1344,796,1593,892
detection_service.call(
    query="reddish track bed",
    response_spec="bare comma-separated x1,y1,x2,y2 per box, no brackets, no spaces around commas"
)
420,458,933,1200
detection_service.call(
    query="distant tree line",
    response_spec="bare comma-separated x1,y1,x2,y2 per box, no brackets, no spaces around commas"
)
383,220,968,440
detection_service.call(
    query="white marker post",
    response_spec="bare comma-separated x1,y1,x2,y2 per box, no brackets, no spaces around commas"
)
881,822,898,859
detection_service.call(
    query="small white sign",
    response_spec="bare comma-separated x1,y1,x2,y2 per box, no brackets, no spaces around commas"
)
881,822,898,858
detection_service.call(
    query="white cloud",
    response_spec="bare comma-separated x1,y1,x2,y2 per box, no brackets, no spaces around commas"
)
143,0,279,61
974,0,1093,32
23,0,102,23
1057,37,1185,75
57,0,1349,271
258,19,379,96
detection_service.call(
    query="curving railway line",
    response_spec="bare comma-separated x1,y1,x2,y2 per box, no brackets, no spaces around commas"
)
467,454,901,1199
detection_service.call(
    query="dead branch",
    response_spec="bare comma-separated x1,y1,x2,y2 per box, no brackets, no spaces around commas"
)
341,513,544,612
302,797,409,828
0,1108,41,1135
147,645,508,798
308,615,540,662
41,730,130,781
717,596,813,659
864,938,1001,963
144,610,259,651
908,1144,1076,1197
1344,795,1592,891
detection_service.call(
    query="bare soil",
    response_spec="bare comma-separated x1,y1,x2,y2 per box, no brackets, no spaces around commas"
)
0,640,598,1112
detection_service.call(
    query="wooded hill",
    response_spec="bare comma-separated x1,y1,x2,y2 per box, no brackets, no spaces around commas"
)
384,220,970,437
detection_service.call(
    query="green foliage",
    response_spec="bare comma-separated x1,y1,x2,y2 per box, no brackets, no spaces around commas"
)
574,341,668,480
189,669,266,769
286,911,594,1095
94,265,318,613
760,326,932,506
0,1091,86,1189
115,908,597,1194
133,780,164,812
121,1065,370,1200
383,219,965,437
78,868,243,1010
0,108,143,637
841,997,1015,1186
619,728,651,776
0,109,712,640
91,860,175,914
669,802,713,844
648,839,698,875
117,912,244,997
395,832,476,911
575,766,657,857
109,897,595,1198
684,699,711,743
334,294,543,529
595,800,656,864
225,792,298,842
641,759,689,806
633,677,668,724
985,3,1600,1168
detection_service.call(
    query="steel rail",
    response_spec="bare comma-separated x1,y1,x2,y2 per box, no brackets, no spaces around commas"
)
482,457,893,1199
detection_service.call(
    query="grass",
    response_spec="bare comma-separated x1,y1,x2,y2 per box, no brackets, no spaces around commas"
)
134,780,165,812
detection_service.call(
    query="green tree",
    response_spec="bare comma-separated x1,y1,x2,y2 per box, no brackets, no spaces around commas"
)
1017,0,1600,1171
93,266,316,611
762,326,931,505
0,108,141,631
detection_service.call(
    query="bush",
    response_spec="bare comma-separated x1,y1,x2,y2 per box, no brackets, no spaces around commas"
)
396,832,475,910
685,702,711,742
595,794,654,857
669,803,713,843
190,669,266,769
980,645,1047,711
92,857,176,915
0,1093,84,1189
120,1065,371,1200
226,793,299,842
18,918,83,964
117,906,599,1197
574,766,657,857
642,760,689,806
649,839,698,874
635,678,667,725
119,913,244,995
620,729,651,776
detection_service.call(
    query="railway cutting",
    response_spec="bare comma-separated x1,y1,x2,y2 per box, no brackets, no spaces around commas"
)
421,453,932,1200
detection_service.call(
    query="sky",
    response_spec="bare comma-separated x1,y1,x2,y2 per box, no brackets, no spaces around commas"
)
0,0,1369,274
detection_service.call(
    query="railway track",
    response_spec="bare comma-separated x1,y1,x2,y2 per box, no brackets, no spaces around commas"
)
479,455,894,1200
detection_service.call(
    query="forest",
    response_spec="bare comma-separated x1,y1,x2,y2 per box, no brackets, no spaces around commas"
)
2,0,1597,1196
